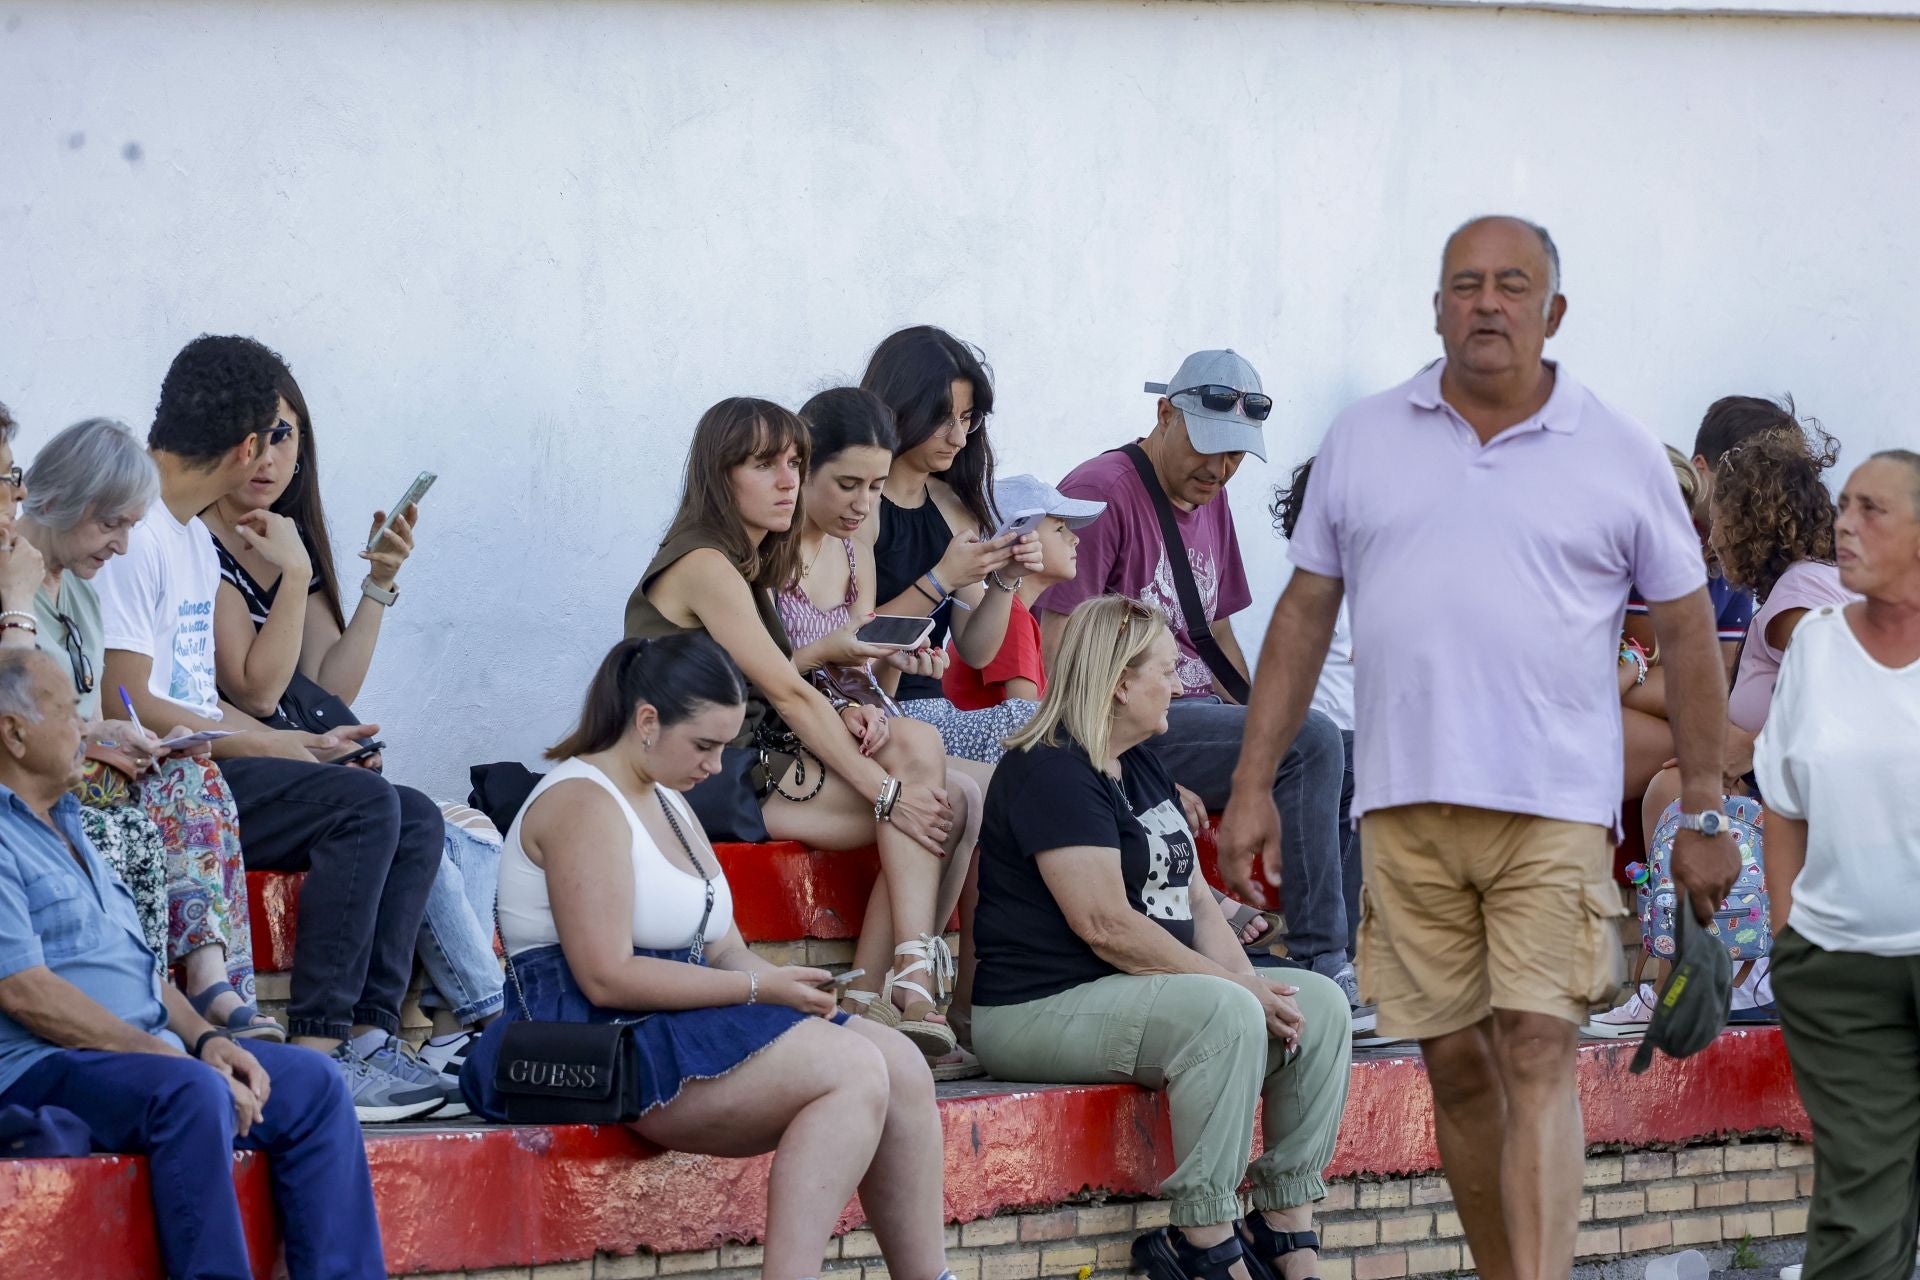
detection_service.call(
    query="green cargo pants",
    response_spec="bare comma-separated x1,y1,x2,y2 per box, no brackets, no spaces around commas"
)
1772,926,1920,1280
973,970,1352,1227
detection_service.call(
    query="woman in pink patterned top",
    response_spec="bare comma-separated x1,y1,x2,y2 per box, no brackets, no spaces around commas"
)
781,387,985,1076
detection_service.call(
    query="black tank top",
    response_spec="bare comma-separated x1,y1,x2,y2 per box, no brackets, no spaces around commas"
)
874,490,956,702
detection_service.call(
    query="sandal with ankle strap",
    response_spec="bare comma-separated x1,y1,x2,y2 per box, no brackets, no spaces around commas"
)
1236,1218,1321,1280
1132,1226,1272,1280
883,935,957,1059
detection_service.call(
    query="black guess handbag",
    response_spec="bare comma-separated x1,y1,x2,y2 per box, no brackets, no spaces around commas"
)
491,790,718,1124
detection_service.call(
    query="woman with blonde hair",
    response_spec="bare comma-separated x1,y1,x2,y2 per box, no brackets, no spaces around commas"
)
971,596,1351,1280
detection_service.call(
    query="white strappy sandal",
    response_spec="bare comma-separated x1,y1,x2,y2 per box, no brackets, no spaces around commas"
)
880,934,958,1059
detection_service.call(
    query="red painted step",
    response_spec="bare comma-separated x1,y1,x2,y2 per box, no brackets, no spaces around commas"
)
0,1029,1807,1277
249,839,949,973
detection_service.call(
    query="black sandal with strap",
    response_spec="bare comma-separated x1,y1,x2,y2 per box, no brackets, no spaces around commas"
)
1237,1219,1322,1280
1132,1226,1274,1280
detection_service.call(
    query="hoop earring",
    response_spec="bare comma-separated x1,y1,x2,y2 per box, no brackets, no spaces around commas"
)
292,462,301,475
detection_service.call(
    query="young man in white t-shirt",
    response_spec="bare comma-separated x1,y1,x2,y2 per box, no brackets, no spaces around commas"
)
95,335,448,1122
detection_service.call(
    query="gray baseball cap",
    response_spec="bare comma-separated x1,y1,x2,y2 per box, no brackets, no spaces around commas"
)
992,473,1107,530
1630,890,1732,1075
1144,349,1270,462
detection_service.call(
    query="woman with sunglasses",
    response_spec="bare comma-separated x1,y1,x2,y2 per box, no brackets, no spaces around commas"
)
859,327,1045,765
0,401,50,650
200,352,506,1096
17,417,281,1038
971,596,1350,1280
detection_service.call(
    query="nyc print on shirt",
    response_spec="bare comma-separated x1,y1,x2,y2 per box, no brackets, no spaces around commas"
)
1135,799,1196,924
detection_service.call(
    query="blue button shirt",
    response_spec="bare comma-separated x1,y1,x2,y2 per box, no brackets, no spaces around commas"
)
0,785,177,1096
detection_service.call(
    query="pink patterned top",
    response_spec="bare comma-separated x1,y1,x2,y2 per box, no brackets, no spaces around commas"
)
777,537,859,650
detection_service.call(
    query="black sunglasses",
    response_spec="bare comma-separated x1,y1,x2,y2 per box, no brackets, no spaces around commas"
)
259,419,294,447
1173,384,1273,422
55,610,94,695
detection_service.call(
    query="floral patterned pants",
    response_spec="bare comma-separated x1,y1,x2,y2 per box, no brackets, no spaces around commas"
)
77,756,255,1006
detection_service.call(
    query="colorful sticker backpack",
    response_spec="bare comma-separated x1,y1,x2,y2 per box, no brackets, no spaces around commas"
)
1628,795,1770,971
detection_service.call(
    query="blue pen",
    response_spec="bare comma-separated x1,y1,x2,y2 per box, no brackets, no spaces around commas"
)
118,685,150,741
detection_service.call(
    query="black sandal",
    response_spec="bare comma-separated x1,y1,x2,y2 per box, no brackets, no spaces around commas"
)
1238,1219,1321,1280
1131,1226,1274,1280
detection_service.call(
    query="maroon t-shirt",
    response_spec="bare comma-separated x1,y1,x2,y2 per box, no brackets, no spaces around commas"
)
1035,448,1252,699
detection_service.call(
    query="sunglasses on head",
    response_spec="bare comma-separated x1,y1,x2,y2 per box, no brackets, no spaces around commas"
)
1174,384,1273,422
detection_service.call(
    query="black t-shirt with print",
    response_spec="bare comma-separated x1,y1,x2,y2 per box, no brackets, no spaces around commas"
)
973,736,1198,1007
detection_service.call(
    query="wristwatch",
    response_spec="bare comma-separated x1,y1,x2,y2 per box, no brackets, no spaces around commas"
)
1675,809,1733,837
360,576,399,607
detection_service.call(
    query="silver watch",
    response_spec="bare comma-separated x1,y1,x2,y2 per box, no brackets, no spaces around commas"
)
360,576,399,607
1675,809,1732,837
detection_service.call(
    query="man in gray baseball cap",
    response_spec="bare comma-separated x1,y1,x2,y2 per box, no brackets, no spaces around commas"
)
1034,349,1361,1028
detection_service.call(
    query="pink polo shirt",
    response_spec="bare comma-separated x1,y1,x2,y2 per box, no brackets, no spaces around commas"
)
1289,360,1705,833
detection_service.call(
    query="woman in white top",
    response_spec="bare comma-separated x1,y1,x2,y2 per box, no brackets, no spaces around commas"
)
462,633,952,1280
1756,451,1920,1280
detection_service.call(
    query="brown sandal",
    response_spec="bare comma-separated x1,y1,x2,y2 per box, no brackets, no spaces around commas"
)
884,936,958,1059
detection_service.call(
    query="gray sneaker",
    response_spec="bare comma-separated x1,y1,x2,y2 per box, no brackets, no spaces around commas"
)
329,1044,447,1123
1330,964,1379,1034
364,1035,468,1118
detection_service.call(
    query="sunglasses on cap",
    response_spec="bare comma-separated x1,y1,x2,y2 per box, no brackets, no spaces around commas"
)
1173,384,1273,422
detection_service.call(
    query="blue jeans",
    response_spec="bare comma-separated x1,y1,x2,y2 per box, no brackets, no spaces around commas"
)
416,819,505,1025
0,1042,384,1279
1154,700,1350,976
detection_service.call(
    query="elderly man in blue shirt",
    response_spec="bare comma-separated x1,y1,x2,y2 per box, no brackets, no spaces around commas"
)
0,648,384,1280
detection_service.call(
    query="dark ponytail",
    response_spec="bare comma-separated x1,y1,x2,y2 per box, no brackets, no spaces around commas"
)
799,386,897,466
547,633,748,760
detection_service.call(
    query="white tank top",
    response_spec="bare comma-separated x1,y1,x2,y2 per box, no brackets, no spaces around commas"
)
495,758,734,956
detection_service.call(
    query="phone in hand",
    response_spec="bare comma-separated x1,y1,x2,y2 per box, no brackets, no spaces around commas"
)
332,740,386,768
992,508,1046,541
855,615,937,650
829,969,867,989
367,471,437,552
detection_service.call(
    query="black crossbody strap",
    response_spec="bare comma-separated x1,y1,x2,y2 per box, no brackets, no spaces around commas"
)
1115,443,1251,704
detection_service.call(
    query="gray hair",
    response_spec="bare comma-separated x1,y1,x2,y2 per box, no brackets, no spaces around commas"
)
0,401,15,444
0,651,45,723
23,418,159,532
1442,215,1562,314
1871,448,1920,519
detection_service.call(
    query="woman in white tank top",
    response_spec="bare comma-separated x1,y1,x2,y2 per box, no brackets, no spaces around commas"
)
460,634,954,1280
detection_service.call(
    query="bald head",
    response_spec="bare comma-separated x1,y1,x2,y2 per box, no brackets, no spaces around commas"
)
1442,216,1561,306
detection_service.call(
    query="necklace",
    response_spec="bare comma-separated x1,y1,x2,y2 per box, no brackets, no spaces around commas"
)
798,531,827,580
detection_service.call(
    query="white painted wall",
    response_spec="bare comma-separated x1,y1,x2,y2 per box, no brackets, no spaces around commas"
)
5,1,1917,799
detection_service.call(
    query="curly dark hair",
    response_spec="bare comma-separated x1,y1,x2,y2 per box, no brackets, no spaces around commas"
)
1694,394,1799,466
150,334,285,464
1270,456,1316,541
1710,422,1840,601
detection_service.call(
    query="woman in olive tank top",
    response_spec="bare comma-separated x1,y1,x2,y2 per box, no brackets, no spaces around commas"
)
627,397,979,1065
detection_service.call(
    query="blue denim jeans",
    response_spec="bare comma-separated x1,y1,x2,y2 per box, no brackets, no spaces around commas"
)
2,1043,384,1279
415,819,505,1025
1154,700,1350,976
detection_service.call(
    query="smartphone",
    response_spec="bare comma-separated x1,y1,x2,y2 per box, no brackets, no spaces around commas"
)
367,471,437,552
333,740,386,767
992,508,1046,541
855,615,937,650
830,969,867,989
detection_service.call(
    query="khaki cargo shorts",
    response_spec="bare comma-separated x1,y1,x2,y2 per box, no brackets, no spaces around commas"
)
1357,804,1626,1042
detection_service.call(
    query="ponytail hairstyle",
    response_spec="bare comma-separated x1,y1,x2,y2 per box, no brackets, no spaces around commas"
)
799,386,898,467
547,633,748,760
860,326,999,532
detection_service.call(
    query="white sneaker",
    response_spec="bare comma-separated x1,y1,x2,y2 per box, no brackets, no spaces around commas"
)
1778,1265,1801,1279
417,1030,475,1082
1584,985,1658,1038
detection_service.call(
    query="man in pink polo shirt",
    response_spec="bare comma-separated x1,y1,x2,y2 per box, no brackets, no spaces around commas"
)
1217,216,1741,1280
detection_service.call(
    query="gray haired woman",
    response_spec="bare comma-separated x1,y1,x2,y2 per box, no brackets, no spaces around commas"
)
19,418,280,1038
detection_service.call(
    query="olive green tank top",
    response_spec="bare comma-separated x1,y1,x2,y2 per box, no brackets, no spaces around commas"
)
624,527,792,744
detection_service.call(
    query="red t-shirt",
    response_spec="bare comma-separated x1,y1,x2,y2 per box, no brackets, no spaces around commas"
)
943,596,1048,710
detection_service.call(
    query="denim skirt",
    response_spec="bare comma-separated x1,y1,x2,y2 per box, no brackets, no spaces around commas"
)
460,944,820,1121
